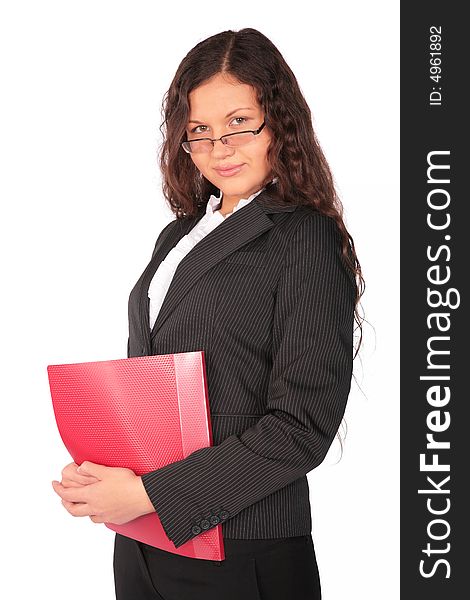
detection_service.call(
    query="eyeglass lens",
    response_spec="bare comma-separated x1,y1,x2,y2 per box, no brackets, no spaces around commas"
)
185,131,257,154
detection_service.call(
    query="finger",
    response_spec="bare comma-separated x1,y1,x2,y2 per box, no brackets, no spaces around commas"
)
60,478,85,488
62,464,99,484
61,475,99,488
52,480,89,503
62,462,97,477
61,499,96,518
76,461,108,479
89,515,105,524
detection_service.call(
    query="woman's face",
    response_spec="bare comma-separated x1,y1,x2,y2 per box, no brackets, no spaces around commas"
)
186,72,273,207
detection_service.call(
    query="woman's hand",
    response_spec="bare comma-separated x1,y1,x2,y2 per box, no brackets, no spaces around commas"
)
52,461,155,525
59,461,100,488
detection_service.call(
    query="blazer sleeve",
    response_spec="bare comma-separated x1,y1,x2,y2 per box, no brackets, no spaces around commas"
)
140,211,357,548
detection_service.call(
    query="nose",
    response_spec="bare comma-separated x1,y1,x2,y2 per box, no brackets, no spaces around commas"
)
211,138,235,159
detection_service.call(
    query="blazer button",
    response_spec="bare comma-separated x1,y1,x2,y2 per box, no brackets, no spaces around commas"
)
200,519,211,530
191,525,202,535
219,510,230,521
210,515,220,525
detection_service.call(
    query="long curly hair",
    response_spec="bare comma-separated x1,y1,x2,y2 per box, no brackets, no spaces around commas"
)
157,27,365,364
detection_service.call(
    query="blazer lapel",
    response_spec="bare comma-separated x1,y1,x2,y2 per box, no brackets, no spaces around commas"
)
148,186,297,341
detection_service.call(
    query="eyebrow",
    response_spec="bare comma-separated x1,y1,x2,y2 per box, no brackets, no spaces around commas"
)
188,107,255,124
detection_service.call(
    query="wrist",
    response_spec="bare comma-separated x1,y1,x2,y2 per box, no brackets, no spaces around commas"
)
137,475,156,516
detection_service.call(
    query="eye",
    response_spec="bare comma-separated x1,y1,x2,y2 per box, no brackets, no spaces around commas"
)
188,116,249,135
231,116,248,126
190,124,208,134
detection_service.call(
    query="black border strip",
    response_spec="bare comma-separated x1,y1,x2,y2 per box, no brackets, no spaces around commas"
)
401,4,466,597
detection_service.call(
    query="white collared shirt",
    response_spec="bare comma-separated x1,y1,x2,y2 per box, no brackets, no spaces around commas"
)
148,185,267,330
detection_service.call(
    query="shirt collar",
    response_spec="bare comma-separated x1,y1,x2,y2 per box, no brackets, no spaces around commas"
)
205,177,279,218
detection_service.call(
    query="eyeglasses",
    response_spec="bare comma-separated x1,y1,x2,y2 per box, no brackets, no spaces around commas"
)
181,121,266,154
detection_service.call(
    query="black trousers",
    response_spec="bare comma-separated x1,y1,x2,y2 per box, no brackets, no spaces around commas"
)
113,533,322,599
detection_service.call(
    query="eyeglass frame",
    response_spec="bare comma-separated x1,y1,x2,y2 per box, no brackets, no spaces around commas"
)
181,121,266,154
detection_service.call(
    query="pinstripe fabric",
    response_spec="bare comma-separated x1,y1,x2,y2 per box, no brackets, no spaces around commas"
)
128,184,356,549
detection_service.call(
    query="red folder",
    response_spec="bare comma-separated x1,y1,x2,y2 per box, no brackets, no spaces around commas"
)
47,351,225,561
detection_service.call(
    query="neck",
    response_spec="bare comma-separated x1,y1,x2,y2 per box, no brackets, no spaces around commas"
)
218,185,264,215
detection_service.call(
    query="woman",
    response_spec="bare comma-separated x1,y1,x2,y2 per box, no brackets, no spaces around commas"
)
52,28,364,599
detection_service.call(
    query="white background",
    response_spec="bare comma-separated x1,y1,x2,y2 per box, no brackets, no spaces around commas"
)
0,1,399,598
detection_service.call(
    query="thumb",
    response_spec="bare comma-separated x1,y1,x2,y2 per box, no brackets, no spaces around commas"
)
77,461,104,477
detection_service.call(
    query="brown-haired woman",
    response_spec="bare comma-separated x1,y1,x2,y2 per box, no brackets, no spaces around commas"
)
52,27,364,600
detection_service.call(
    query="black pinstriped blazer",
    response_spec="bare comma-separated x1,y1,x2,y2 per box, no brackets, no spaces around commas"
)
128,183,356,549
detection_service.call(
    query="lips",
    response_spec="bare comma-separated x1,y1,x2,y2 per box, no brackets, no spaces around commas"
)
214,164,245,177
